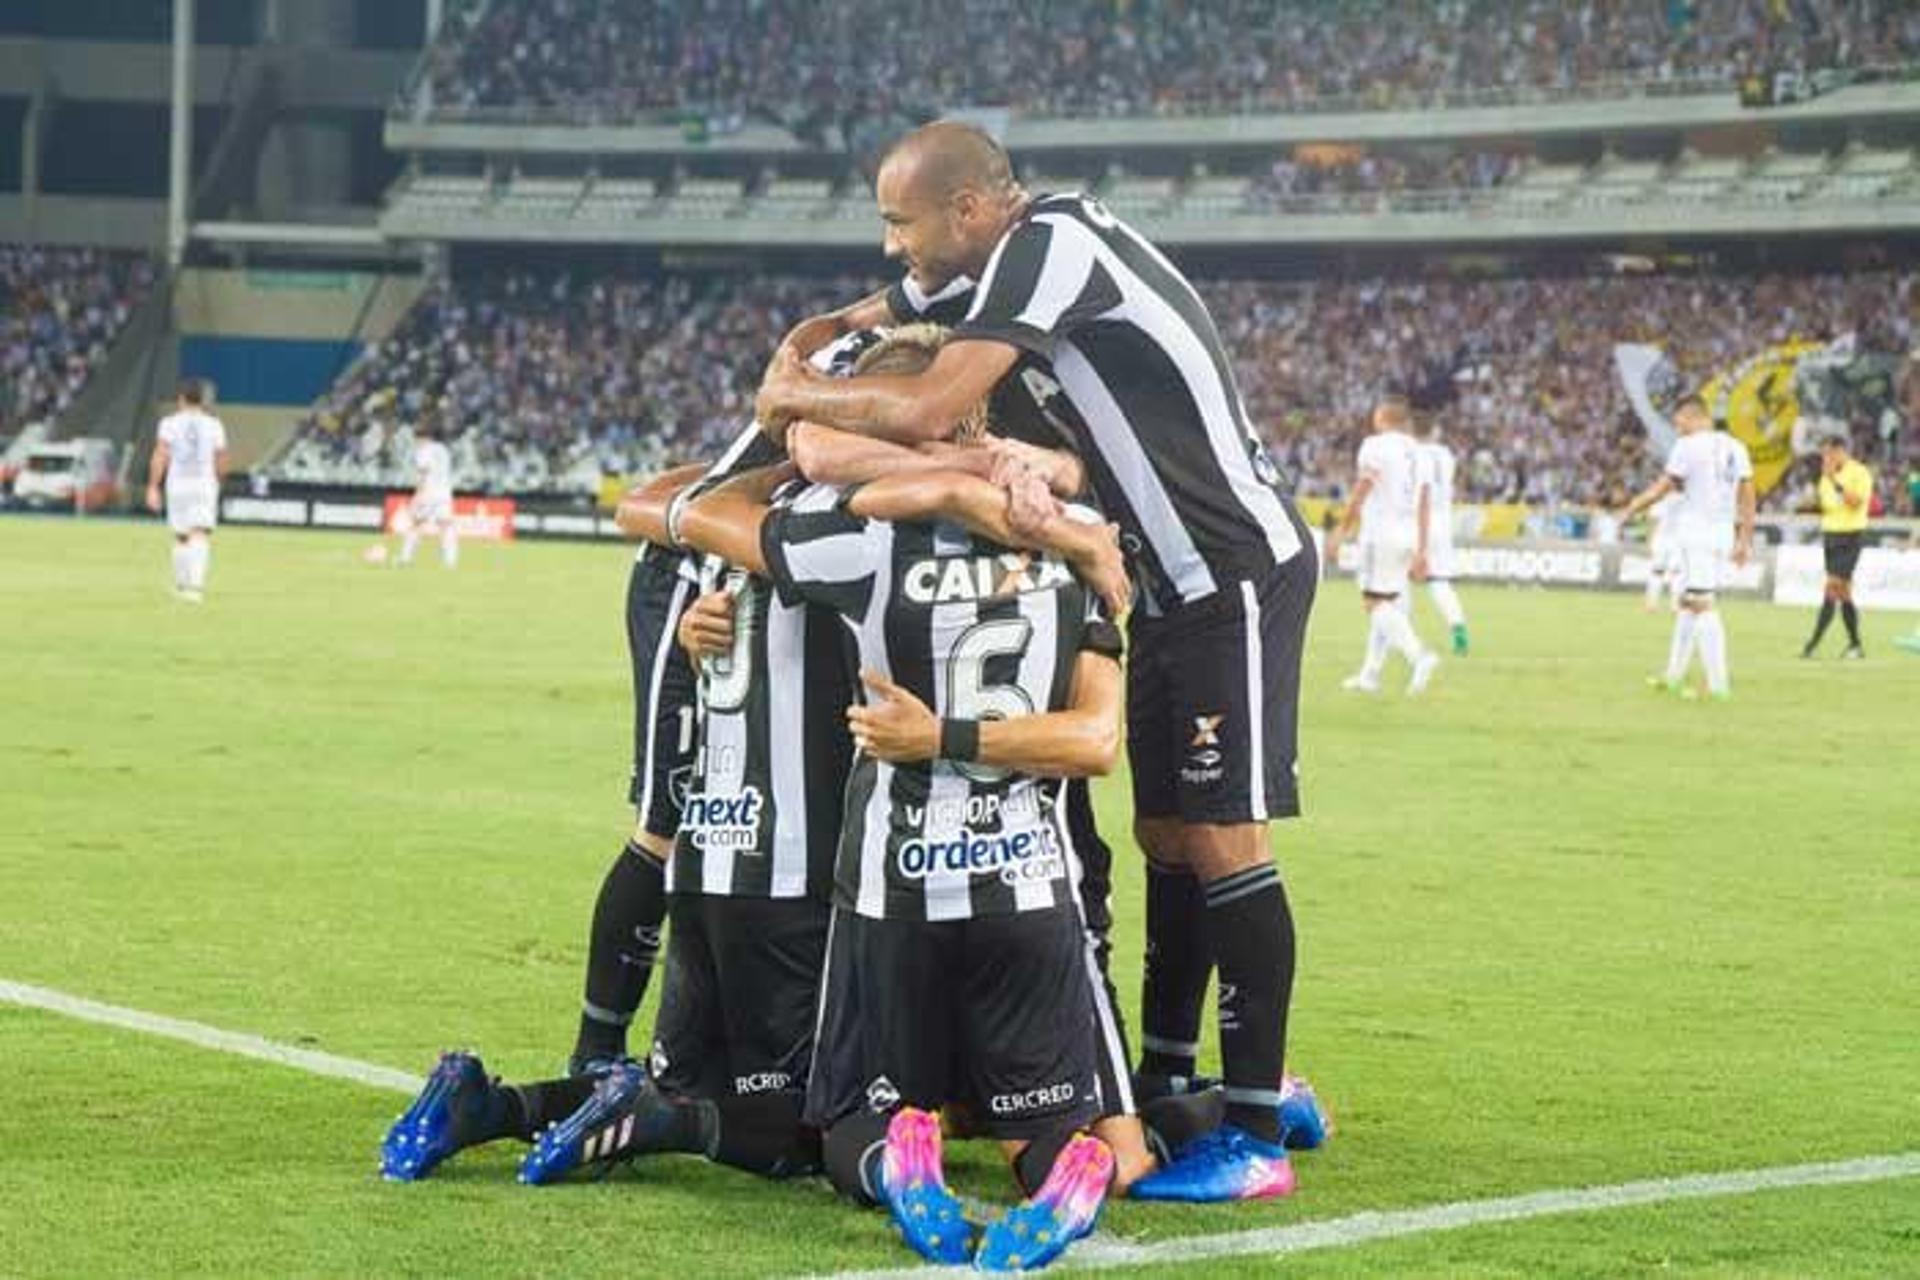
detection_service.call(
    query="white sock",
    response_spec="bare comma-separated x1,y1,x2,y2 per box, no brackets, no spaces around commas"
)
1378,600,1428,664
171,543,191,590
440,525,459,568
1696,609,1730,694
188,537,211,591
1428,580,1465,628
1665,610,1699,681
1643,573,1661,608
1360,610,1390,680
399,530,419,564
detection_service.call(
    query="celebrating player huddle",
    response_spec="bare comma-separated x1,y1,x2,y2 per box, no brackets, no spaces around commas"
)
378,123,1329,1272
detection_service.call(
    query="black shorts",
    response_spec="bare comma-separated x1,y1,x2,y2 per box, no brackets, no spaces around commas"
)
1128,549,1317,825
649,893,829,1101
1824,532,1864,582
804,905,1101,1141
1053,778,1133,1117
626,546,699,838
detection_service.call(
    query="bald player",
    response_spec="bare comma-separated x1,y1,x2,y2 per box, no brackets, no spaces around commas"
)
756,121,1322,1199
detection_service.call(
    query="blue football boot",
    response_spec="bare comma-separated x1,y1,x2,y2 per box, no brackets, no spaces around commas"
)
1128,1126,1295,1203
379,1051,494,1182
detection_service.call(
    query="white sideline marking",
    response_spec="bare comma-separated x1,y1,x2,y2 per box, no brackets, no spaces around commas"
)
813,1151,1920,1278
0,978,421,1094
8,979,1916,1274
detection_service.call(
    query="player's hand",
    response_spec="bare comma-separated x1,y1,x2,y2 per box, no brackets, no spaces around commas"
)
847,669,939,763
678,590,736,660
986,437,1069,496
1733,536,1753,567
1004,465,1062,540
144,484,161,514
1065,521,1132,619
755,346,809,443
1411,552,1430,582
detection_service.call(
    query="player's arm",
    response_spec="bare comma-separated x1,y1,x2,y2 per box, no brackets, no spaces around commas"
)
757,339,1019,446
675,463,800,577
787,421,996,487
846,470,1130,616
614,462,712,543
848,651,1122,778
1733,477,1757,564
1413,476,1433,581
1326,473,1373,561
214,447,230,486
771,287,895,365
1621,473,1677,522
144,439,170,513
1842,467,1869,510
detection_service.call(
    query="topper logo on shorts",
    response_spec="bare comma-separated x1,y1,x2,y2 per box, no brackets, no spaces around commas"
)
903,553,1072,605
683,785,765,851
733,1071,792,1095
989,1082,1077,1115
896,824,1065,886
1183,714,1227,785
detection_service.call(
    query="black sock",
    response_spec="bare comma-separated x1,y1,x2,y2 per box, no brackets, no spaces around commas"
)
823,1112,890,1207
1205,864,1294,1144
573,840,667,1064
503,1076,597,1141
708,1093,819,1178
1841,602,1862,646
1139,861,1212,1078
1011,1125,1080,1197
1139,1087,1226,1162
1808,600,1836,650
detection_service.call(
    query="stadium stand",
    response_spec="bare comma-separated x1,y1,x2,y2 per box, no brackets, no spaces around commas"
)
266,262,1915,512
416,0,1920,123
0,245,157,436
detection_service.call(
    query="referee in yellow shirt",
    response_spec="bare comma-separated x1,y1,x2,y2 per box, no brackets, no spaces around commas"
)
1802,433,1872,658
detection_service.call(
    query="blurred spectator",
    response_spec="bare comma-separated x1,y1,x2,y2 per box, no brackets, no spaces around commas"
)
0,245,155,435
273,263,1917,513
420,0,1920,124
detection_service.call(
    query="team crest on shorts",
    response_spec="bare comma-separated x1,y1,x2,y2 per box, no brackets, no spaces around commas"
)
865,1075,901,1113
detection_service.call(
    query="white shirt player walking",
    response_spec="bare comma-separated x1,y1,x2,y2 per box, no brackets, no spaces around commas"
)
1622,398,1755,699
1411,429,1471,655
397,430,458,568
1328,394,1439,695
144,380,229,603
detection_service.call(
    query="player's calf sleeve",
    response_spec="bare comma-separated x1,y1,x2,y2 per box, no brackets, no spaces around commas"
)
573,840,666,1064
1378,604,1426,662
1697,611,1730,693
502,1076,598,1141
1139,861,1211,1079
1139,1087,1226,1162
1203,863,1294,1144
708,1093,820,1178
1666,610,1699,680
1428,580,1465,628
441,525,459,568
823,1111,890,1207
1841,602,1862,646
171,543,191,589
1361,610,1390,677
192,539,211,590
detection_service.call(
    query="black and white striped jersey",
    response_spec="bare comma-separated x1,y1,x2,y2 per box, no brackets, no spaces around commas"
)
668,544,855,902
760,485,1123,922
954,192,1305,614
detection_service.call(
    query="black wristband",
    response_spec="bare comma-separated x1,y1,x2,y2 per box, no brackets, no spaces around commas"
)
939,718,980,763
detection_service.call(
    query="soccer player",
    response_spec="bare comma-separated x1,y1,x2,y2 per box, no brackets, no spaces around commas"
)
397,425,457,568
1801,433,1872,659
1622,397,1755,700
755,121,1320,1198
1328,394,1440,696
1412,421,1470,655
144,379,228,602
1643,492,1682,613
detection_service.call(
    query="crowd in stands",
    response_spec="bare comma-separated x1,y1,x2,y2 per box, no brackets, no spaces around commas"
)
0,245,155,436
1246,149,1524,209
271,264,1916,514
420,0,1920,123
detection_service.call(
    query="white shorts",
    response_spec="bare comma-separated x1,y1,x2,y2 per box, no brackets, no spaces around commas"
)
409,494,453,528
1649,535,1680,575
1677,529,1732,595
166,488,217,534
1425,533,1457,582
1358,537,1414,598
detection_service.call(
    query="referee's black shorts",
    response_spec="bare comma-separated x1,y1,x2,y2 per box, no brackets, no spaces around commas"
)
625,547,699,838
1823,531,1864,582
1127,543,1318,826
804,905,1101,1141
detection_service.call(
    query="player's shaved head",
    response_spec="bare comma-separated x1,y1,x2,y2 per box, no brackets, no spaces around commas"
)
1373,394,1412,431
881,121,1017,204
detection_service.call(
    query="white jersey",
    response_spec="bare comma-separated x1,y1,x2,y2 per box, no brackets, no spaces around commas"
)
413,439,453,503
1662,431,1752,539
1415,440,1457,540
157,409,227,492
1356,430,1421,545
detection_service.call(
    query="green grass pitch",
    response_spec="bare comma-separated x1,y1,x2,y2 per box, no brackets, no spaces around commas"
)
2,519,1916,1277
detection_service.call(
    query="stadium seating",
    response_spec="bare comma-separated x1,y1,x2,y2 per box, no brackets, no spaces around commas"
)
0,244,157,436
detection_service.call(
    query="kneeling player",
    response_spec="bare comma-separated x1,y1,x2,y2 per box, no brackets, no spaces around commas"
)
666,452,1128,1270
